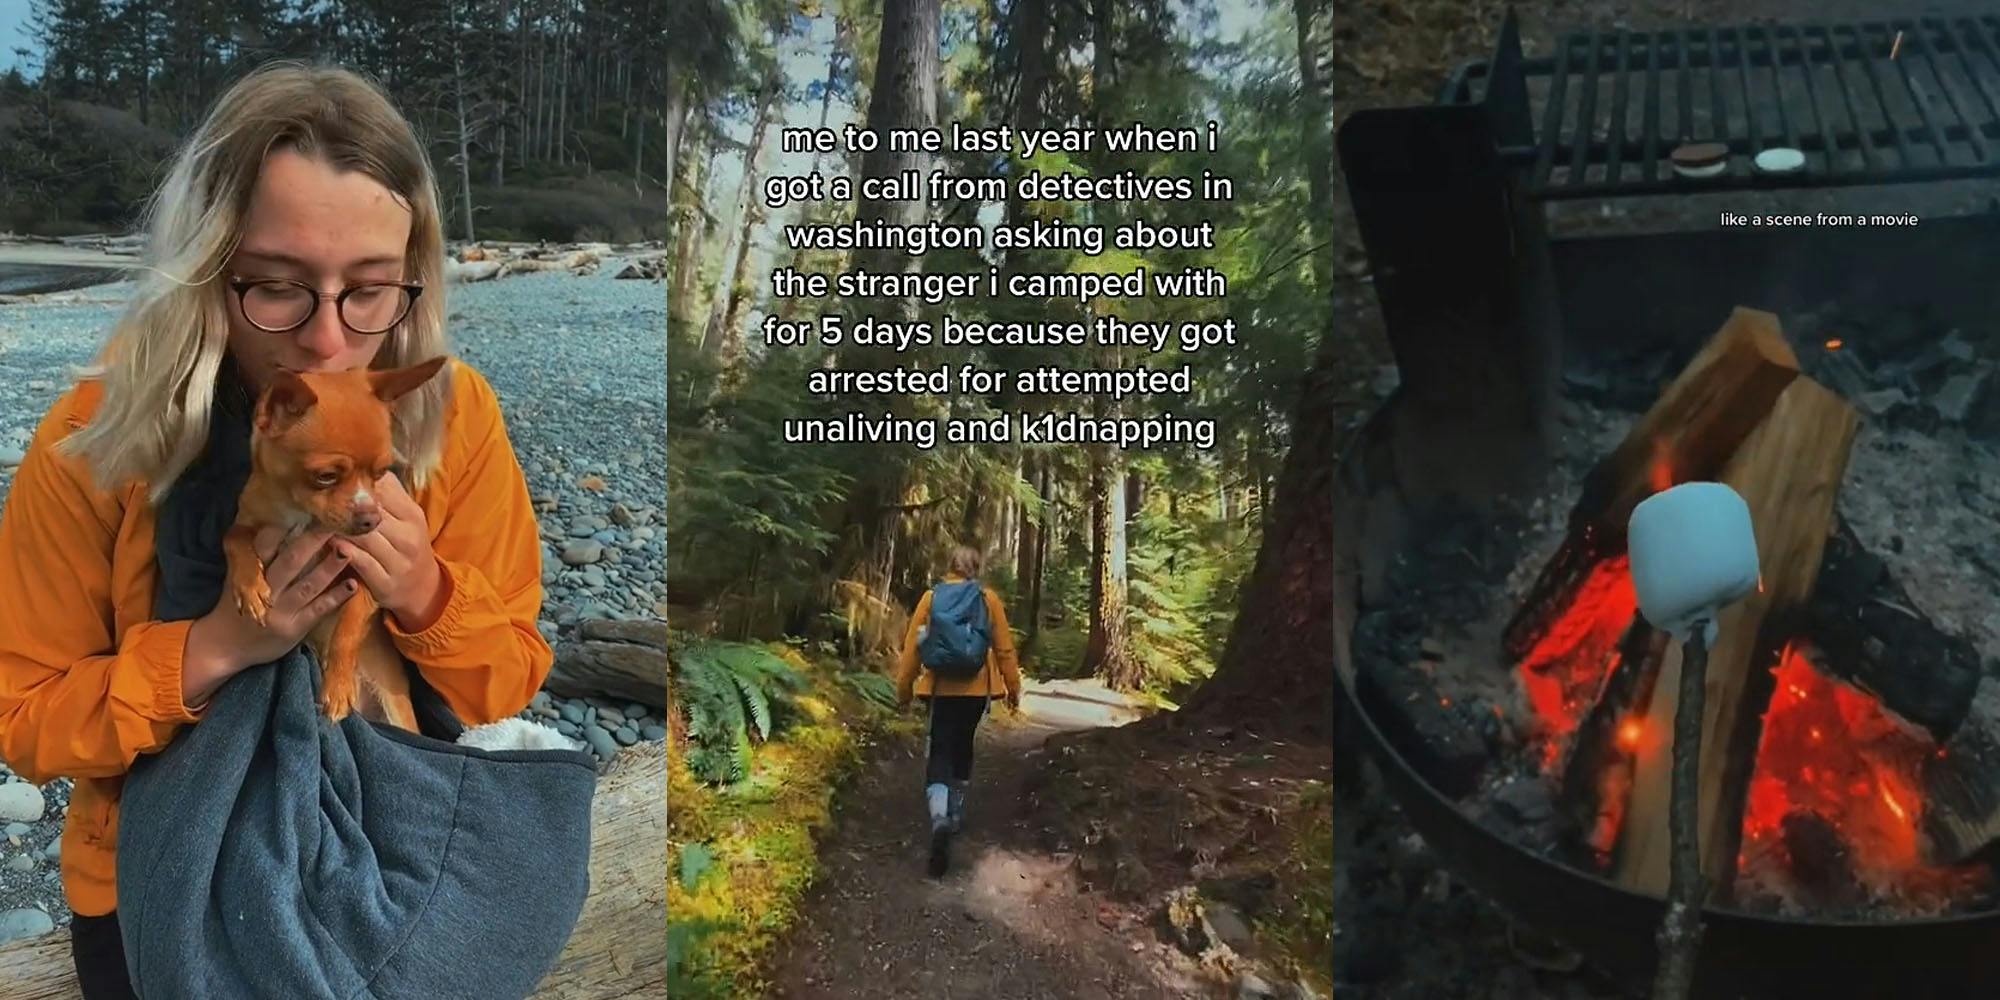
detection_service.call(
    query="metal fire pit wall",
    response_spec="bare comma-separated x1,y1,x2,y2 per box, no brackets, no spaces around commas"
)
1330,400,2000,998
1441,10,2000,198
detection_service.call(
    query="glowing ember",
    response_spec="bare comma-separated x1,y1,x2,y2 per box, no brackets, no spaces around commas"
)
1739,643,1990,912
1518,556,1637,770
1649,438,1675,493
1617,718,1644,751
1825,338,1845,351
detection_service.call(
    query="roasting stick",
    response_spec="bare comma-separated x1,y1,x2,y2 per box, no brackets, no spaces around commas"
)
1653,624,1709,999
1626,482,1762,1000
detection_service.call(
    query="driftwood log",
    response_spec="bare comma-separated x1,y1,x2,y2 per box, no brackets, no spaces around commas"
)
547,619,669,709
0,743,667,999
614,255,667,280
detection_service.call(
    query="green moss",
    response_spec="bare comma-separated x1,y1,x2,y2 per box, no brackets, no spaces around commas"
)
667,645,892,999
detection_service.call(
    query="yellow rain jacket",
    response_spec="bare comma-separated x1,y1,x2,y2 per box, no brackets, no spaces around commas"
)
893,575,1023,703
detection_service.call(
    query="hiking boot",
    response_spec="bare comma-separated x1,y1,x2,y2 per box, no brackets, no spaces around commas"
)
929,825,952,877
947,781,966,833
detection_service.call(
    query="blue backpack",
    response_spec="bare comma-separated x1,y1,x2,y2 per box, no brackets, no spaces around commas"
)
918,580,992,678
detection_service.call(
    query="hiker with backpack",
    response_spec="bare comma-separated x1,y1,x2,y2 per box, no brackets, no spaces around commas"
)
894,544,1023,877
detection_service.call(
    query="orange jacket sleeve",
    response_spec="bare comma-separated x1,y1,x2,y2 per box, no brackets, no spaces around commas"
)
0,393,205,786
893,589,933,703
385,363,553,726
983,588,1022,700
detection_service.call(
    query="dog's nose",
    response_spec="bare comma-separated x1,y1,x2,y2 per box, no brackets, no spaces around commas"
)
350,512,381,534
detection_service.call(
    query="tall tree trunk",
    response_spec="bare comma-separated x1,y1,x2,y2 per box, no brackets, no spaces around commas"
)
1179,345,1339,738
830,0,942,601
448,4,478,244
634,109,646,193
1085,443,1140,689
136,0,153,126
1023,465,1052,660
851,0,938,326
699,81,776,362
670,128,712,326
518,2,531,171
621,56,633,138
1016,453,1039,598
1090,0,1113,126
1294,0,1335,292
556,2,571,167
1002,0,1049,237
663,65,686,192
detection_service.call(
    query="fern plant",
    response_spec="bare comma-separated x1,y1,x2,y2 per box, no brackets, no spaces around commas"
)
837,672,898,711
670,640,810,785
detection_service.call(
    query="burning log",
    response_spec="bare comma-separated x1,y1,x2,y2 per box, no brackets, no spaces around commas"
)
1616,376,1859,898
1923,678,2000,864
1793,517,1984,743
1504,307,1801,664
1558,620,1669,860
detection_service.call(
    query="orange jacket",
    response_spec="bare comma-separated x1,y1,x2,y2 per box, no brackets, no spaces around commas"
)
0,359,553,917
893,576,1023,703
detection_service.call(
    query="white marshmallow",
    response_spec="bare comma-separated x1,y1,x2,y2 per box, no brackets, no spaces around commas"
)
1627,481,1761,645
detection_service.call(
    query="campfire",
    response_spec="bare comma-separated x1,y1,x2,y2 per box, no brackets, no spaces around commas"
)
1357,307,2000,922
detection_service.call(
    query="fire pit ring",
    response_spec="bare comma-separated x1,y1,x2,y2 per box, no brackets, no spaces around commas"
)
1332,396,2000,998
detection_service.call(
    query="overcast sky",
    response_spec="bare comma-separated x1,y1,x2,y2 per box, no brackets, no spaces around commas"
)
0,0,33,75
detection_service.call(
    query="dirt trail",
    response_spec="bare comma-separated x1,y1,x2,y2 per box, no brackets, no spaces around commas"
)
768,679,1221,999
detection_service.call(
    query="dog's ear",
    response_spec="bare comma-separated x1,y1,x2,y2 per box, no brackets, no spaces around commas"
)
369,355,450,403
256,371,318,433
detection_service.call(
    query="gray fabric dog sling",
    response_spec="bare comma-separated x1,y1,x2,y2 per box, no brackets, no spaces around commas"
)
115,366,598,999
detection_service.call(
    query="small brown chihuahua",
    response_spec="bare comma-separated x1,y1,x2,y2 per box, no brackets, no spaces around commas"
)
224,356,450,728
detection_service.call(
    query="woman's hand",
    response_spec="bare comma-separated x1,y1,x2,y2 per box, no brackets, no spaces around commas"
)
330,472,447,633
184,528,359,707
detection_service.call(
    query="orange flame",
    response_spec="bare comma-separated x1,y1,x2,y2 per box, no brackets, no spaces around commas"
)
1517,556,1638,771
1740,643,1989,910
1649,438,1675,493
1825,338,1844,351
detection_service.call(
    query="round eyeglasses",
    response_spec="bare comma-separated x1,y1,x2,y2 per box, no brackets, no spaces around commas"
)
227,277,423,335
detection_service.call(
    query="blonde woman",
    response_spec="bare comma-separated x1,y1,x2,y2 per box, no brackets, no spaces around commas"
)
894,543,1023,877
0,64,550,999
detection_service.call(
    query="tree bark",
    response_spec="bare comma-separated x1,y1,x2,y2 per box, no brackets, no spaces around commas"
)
451,15,478,243
851,0,939,324
670,127,711,329
1085,443,1141,689
1177,336,1341,737
1294,0,1334,292
700,78,776,364
828,0,942,601
664,61,686,197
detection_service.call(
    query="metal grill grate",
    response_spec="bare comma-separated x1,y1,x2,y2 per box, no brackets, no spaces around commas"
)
1446,13,2000,198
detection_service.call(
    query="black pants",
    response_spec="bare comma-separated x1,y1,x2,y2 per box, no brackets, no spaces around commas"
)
70,911,139,1000
924,695,989,786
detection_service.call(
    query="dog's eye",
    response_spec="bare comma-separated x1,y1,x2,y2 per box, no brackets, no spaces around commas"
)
313,471,340,488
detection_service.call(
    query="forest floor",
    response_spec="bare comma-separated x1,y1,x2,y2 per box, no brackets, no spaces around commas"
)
766,679,1330,999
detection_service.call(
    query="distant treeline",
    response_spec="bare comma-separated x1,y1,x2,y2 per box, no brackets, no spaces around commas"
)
2,0,669,242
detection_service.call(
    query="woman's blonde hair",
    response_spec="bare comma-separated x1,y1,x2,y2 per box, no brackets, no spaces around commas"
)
947,544,984,578
59,61,453,502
